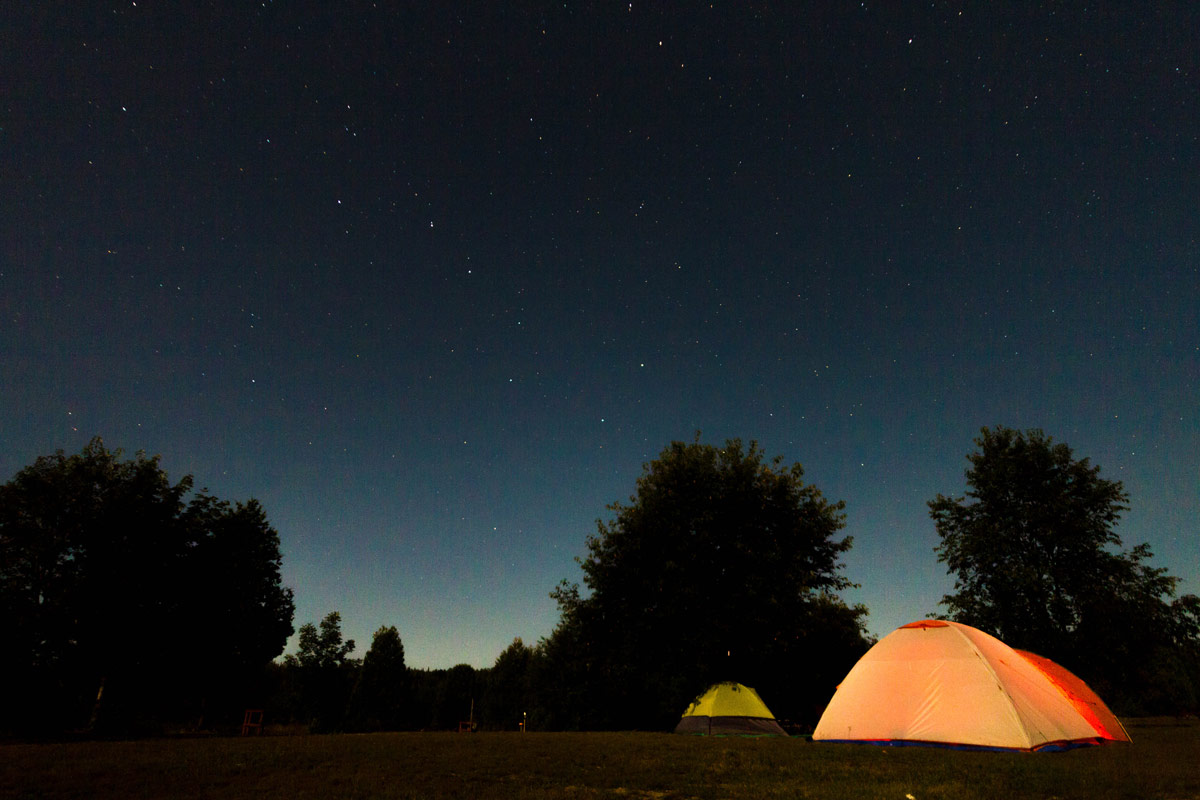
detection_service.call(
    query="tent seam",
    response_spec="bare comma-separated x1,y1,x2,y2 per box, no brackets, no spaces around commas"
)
946,622,1035,750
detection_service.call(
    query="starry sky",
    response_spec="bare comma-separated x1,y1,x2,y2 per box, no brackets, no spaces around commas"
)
4,2,1197,669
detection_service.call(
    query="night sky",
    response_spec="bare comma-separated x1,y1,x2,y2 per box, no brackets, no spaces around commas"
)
4,3,1197,669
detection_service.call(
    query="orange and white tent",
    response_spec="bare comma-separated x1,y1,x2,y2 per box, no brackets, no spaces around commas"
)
812,620,1130,751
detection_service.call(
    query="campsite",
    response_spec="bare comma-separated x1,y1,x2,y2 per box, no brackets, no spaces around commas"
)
2,719,1198,800
6,2,1199,796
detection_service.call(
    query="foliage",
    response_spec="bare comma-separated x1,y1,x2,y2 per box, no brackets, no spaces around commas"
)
481,637,534,730
0,438,295,734
930,426,1200,713
525,612,588,731
180,496,298,725
545,436,869,729
409,664,484,730
272,627,506,733
438,664,481,729
283,612,357,731
290,612,357,671
346,625,411,731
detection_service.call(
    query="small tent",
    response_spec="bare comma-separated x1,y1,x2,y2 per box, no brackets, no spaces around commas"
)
812,620,1130,751
674,682,786,736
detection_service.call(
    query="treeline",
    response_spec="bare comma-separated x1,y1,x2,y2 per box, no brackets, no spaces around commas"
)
3,430,1198,738
260,615,540,733
265,612,757,734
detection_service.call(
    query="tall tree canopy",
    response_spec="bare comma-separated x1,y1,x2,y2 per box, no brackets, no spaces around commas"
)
930,426,1200,713
346,625,410,731
0,438,295,733
547,437,869,730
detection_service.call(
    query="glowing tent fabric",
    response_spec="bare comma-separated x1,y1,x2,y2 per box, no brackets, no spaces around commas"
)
674,682,786,736
812,620,1130,751
1011,649,1128,743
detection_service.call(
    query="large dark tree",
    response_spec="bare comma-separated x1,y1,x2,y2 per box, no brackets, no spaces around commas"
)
546,437,869,730
345,625,411,731
182,495,298,726
930,426,1200,713
0,438,295,734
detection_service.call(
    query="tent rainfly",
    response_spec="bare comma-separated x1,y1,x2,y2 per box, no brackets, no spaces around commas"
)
812,620,1131,752
674,682,786,736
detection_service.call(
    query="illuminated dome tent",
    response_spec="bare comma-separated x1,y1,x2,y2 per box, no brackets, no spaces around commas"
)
674,682,786,736
812,620,1130,751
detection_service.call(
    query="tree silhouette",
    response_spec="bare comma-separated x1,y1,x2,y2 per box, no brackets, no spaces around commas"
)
284,612,357,731
546,436,869,729
0,438,294,734
930,426,1200,712
346,625,411,730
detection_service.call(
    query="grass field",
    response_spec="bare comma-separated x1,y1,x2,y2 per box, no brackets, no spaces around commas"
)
2,718,1197,800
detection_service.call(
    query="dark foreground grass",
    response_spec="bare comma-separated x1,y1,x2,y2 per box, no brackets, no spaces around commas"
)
2,718,1197,800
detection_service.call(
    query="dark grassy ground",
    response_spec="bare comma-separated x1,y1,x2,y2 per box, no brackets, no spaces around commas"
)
2,718,1196,800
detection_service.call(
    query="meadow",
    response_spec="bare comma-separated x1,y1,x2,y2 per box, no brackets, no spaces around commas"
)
1,718,1196,800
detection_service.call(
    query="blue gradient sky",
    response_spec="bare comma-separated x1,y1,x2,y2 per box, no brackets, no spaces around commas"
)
3,3,1196,667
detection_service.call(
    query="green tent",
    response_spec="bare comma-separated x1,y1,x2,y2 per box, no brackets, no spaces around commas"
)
674,682,786,736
